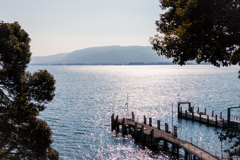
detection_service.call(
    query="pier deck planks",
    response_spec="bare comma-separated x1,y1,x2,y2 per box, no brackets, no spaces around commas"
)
117,118,219,160
180,111,226,127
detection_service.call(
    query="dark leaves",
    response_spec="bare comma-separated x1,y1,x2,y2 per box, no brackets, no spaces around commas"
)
218,125,240,156
28,70,56,104
150,0,240,73
0,21,58,159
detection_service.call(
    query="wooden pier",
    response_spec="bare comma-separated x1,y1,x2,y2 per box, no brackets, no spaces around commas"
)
111,113,220,160
177,102,240,128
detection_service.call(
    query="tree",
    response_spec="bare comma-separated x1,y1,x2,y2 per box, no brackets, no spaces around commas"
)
150,0,240,156
150,0,240,70
219,125,240,157
0,21,59,159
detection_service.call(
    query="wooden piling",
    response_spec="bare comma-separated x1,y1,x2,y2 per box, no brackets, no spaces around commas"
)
172,144,175,154
122,118,125,135
215,115,217,126
111,113,114,130
197,107,199,113
149,118,152,126
157,120,160,130
212,110,214,117
134,122,137,138
176,145,179,159
151,129,155,147
227,108,231,126
116,115,119,132
204,108,206,115
165,123,169,133
180,106,182,116
174,126,177,137
185,110,187,118
185,150,188,160
207,115,209,125
141,125,144,143
192,106,194,120
178,103,180,116
132,112,135,120
220,112,222,119
144,116,146,124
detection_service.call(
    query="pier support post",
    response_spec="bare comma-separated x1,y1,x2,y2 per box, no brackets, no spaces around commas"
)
185,110,187,118
134,122,137,139
207,115,209,125
220,112,222,119
192,106,194,120
141,125,144,143
178,103,180,116
215,114,218,126
151,129,155,147
204,108,206,115
116,115,119,133
185,150,188,160
223,119,225,128
132,112,135,120
157,120,160,130
149,118,152,126
174,126,177,137
200,114,201,122
163,140,169,151
176,146,179,159
144,116,146,124
180,106,182,116
165,123,169,133
212,110,214,117
227,108,231,126
111,113,114,130
172,144,175,154
122,118,126,135
197,107,199,113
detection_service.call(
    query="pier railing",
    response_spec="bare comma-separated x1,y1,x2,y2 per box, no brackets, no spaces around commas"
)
115,114,238,159
121,115,225,158
177,133,227,159
154,130,220,160
124,117,223,159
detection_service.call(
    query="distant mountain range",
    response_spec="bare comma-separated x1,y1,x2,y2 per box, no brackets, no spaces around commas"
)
30,46,174,65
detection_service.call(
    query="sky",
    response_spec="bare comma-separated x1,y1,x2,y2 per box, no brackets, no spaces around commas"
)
1,0,165,57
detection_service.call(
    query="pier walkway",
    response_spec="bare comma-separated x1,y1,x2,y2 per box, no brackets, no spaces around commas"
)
177,102,240,128
112,114,220,160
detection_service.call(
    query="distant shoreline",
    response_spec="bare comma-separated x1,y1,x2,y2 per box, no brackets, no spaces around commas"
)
29,62,210,65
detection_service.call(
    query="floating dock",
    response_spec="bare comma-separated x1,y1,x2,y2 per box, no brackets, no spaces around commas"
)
111,113,220,160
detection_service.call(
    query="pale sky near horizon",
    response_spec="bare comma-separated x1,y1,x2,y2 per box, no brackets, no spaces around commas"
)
1,0,165,57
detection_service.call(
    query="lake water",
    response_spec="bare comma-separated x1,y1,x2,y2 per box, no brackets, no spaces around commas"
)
28,65,240,160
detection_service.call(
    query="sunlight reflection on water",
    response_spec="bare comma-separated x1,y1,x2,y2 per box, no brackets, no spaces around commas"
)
28,65,240,159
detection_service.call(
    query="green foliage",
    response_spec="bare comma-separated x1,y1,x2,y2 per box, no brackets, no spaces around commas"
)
151,0,240,156
0,21,59,159
219,125,240,156
150,0,240,68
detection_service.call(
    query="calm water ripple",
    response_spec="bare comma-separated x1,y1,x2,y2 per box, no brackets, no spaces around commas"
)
28,65,240,159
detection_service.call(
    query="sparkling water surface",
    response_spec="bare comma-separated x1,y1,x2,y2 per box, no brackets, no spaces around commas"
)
27,65,240,159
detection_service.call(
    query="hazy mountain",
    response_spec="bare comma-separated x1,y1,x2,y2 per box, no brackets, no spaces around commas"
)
30,46,173,64
30,52,70,64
